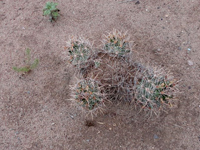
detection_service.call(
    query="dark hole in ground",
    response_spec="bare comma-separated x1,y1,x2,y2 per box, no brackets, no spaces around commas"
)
85,120,96,127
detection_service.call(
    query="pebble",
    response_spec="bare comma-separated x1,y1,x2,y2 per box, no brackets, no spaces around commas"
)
187,60,193,66
135,1,140,4
154,134,159,139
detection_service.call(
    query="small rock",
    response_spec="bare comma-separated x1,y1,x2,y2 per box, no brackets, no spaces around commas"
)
188,60,193,66
153,49,161,53
135,1,140,5
154,134,159,139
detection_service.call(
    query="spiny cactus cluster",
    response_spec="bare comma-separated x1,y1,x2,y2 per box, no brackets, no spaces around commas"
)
72,78,104,113
134,68,176,111
102,29,131,56
66,36,92,66
67,29,178,116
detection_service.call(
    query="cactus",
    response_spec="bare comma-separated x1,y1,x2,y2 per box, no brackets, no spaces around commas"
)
134,68,176,111
66,36,92,67
73,78,104,113
67,31,178,116
102,29,131,56
84,51,136,102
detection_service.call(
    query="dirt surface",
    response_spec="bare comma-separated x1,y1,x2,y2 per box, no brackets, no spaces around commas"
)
1,0,200,149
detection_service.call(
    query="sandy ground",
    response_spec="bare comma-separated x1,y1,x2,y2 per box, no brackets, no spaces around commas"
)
0,0,200,149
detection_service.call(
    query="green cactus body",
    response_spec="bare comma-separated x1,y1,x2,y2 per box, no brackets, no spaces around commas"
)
69,42,90,65
104,38,130,56
103,29,130,56
67,37,92,67
135,71,174,110
75,79,103,111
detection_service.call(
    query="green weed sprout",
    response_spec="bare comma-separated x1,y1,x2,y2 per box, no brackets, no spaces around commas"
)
13,48,39,73
134,68,176,112
102,29,131,56
43,2,60,22
66,36,92,66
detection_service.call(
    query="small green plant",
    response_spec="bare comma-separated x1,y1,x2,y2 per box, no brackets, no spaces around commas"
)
102,29,131,56
13,48,39,73
73,79,104,113
43,2,60,22
134,69,176,112
67,36,92,66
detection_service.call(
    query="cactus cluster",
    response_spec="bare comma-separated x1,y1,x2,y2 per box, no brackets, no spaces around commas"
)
134,69,176,111
102,29,131,56
73,79,104,112
66,36,92,66
67,29,178,116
